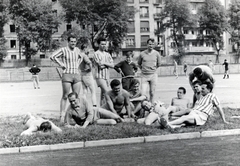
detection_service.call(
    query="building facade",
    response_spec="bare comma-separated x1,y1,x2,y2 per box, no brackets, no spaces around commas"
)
2,0,233,62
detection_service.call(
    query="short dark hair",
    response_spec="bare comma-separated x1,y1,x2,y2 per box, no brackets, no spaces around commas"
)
192,80,202,86
97,37,106,44
110,79,121,89
39,121,52,132
130,79,140,89
68,92,78,99
126,51,133,57
202,82,213,92
147,38,154,44
178,87,186,94
80,44,87,50
67,34,77,42
193,67,202,76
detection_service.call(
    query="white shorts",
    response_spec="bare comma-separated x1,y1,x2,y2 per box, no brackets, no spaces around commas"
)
189,110,208,126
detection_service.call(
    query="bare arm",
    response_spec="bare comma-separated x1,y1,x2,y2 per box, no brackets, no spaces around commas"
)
20,126,38,136
216,104,229,124
50,49,65,69
124,95,132,118
105,94,118,115
130,95,147,102
49,121,62,133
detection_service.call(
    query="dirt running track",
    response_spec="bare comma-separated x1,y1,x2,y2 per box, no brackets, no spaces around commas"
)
0,74,239,118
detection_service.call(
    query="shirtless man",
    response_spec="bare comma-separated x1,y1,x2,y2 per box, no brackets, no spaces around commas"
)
21,113,62,136
165,87,190,119
102,79,133,119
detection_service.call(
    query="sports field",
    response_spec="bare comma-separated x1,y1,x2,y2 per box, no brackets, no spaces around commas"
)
0,74,239,118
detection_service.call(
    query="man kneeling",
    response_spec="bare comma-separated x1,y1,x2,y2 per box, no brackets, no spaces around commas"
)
65,92,124,128
159,82,229,129
21,113,62,136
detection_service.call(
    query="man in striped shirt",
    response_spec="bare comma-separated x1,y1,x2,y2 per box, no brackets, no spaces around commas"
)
160,82,229,129
50,34,91,122
93,37,114,106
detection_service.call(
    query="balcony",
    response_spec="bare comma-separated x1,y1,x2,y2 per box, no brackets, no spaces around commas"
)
127,27,135,33
140,13,149,18
185,46,214,53
153,13,161,19
184,34,197,40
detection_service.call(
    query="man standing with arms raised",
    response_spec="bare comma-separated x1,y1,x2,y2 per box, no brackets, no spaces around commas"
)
138,38,161,103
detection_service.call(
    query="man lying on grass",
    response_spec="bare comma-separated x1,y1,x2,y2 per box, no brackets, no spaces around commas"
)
21,113,62,136
159,82,230,129
65,92,124,129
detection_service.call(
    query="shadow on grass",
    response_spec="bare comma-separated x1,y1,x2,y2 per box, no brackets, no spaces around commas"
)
0,108,239,148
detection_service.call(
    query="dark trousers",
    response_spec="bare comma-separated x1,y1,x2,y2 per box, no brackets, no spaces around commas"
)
122,77,134,91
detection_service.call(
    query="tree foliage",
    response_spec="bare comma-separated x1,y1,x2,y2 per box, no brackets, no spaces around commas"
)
228,0,240,63
198,0,228,63
159,0,196,63
8,0,61,65
0,0,9,63
59,0,134,53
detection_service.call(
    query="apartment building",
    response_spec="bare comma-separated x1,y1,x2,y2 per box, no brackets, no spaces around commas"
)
2,0,233,60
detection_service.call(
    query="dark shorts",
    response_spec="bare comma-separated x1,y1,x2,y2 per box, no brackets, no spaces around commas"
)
62,73,81,84
122,77,134,91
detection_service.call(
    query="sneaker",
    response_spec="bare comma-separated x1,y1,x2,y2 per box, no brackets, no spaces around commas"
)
159,117,171,130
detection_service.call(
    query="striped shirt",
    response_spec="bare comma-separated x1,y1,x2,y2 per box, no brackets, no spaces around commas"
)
194,93,220,115
94,50,113,79
51,46,87,74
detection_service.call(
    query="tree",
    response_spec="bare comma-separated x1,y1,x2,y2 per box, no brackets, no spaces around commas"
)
159,0,196,64
59,0,134,53
8,0,61,66
198,0,228,63
0,0,9,65
228,0,240,63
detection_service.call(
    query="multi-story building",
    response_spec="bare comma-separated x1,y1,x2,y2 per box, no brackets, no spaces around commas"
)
2,0,233,61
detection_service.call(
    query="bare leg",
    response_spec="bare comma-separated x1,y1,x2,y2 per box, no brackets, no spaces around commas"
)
144,112,159,125
97,79,109,106
60,82,71,122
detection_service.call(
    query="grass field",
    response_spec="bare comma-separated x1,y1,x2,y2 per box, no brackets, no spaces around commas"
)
0,107,240,148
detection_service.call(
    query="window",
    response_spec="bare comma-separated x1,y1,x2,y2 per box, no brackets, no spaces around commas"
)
11,55,16,59
127,0,134,3
40,54,45,59
199,30,203,34
141,35,149,46
66,24,72,31
155,0,163,4
156,7,162,14
126,36,135,47
140,21,149,32
192,41,197,47
127,21,135,33
52,10,57,17
206,30,210,35
140,7,149,18
10,40,16,48
191,30,194,35
52,0,57,2
10,25,16,33
128,6,135,19
184,30,188,34
139,0,149,3
171,42,176,48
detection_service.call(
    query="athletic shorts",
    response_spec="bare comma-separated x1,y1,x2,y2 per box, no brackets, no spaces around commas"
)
189,110,208,125
82,75,95,91
62,73,81,84
95,78,109,87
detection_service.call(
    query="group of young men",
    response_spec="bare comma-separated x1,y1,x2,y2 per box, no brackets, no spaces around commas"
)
21,35,230,136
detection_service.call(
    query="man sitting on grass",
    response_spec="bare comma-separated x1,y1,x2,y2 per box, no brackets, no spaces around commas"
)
159,82,229,129
21,113,62,136
65,92,124,129
129,79,147,119
101,79,134,121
